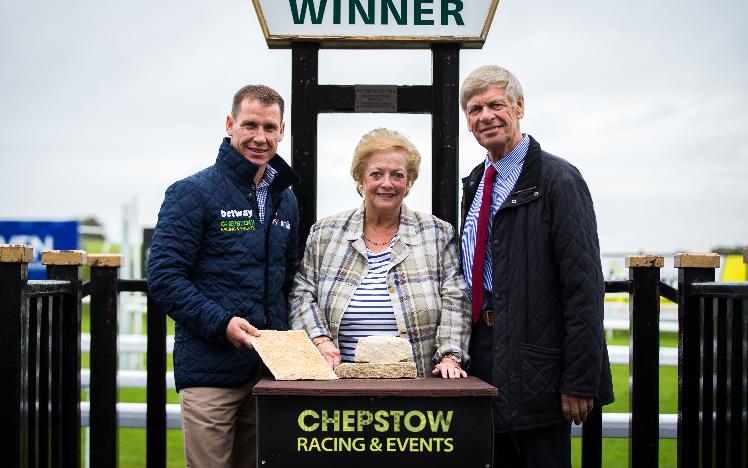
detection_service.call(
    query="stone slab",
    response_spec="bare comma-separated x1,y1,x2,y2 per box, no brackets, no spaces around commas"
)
354,335,413,363
249,330,338,381
42,250,87,265
87,254,123,268
625,255,664,268
335,362,417,379
0,244,34,263
674,253,720,269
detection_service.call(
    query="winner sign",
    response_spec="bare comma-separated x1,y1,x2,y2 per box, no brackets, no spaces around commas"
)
252,0,500,48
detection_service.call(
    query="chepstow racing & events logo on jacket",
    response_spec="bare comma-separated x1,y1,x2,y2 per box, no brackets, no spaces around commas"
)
219,209,255,232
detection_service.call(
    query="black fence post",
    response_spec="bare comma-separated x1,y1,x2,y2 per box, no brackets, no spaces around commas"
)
626,255,664,467
675,252,719,468
431,44,460,228
291,42,320,254
0,245,33,468
581,406,602,468
43,250,85,468
146,294,166,468
88,254,122,467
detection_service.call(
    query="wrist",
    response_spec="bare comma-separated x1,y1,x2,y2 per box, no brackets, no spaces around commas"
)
442,353,461,366
313,336,333,347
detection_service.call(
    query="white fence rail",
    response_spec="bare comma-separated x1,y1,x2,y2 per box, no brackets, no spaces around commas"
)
77,402,678,438
81,301,681,435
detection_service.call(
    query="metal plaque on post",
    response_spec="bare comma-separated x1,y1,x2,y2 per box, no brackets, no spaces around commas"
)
355,85,397,112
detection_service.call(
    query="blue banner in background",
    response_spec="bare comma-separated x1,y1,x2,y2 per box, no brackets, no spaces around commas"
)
0,221,79,279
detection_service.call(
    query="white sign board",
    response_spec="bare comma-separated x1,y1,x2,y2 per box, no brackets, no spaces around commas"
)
252,0,500,48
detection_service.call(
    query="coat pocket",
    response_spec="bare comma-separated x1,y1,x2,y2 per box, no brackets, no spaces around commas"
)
519,342,562,413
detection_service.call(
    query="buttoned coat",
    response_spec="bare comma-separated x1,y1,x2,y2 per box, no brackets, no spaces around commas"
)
461,136,614,431
289,204,471,377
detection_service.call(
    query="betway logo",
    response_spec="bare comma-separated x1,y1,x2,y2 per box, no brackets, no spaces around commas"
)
289,0,465,26
221,209,253,218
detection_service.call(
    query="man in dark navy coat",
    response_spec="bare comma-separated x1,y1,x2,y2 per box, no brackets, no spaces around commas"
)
458,65,614,467
148,84,300,468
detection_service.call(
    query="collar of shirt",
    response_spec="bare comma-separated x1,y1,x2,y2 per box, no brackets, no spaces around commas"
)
257,163,277,189
484,134,529,181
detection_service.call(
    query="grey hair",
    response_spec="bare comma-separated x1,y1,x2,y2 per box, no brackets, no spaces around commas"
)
459,65,524,111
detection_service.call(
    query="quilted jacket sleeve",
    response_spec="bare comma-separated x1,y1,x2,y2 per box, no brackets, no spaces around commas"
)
551,175,606,398
433,223,472,367
288,223,331,339
147,180,233,342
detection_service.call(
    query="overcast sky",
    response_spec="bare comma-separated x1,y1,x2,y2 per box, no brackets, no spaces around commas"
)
1,0,746,254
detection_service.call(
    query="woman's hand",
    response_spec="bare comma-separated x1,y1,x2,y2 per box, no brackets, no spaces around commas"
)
432,356,467,379
313,337,341,370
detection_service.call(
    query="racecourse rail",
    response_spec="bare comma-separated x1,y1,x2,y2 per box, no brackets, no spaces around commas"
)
1,246,746,468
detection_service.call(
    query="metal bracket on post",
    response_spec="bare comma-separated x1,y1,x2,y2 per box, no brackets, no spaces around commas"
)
42,250,86,468
87,254,122,468
0,244,33,467
626,255,664,466
674,252,719,467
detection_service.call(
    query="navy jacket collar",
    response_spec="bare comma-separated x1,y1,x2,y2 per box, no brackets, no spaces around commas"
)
215,137,300,192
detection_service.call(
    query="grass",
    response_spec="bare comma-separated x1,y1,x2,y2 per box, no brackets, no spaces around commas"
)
82,328,678,467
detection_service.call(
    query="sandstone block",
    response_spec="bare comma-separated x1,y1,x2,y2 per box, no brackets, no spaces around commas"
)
335,362,417,379
354,336,413,363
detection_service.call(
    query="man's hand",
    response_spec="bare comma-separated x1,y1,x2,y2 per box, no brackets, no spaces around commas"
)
313,337,341,370
561,393,594,425
432,357,468,379
226,317,260,349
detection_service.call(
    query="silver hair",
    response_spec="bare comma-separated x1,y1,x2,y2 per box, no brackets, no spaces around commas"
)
459,65,524,111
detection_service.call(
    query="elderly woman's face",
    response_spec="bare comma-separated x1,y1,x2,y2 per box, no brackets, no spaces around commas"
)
361,148,409,215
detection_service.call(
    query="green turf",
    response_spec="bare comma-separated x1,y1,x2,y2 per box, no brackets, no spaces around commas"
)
94,359,679,467
79,291,680,466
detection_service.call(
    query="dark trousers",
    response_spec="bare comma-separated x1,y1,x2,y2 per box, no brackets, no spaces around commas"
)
494,424,572,468
470,324,572,468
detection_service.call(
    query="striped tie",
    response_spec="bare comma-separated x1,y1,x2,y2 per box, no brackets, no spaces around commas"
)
471,165,497,324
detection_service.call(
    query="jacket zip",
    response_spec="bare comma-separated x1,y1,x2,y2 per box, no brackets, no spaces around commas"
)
263,194,283,329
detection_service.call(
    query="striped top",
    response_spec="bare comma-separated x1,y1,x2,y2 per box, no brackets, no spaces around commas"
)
461,135,528,302
338,243,399,362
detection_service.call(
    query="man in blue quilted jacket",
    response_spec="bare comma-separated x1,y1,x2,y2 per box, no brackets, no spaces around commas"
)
148,84,300,468
459,65,614,467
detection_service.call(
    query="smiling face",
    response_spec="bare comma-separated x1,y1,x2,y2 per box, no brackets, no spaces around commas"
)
465,84,524,161
226,98,285,167
361,148,409,217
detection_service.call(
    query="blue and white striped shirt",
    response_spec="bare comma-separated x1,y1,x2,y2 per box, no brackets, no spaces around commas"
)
256,164,277,223
461,135,529,301
338,245,399,362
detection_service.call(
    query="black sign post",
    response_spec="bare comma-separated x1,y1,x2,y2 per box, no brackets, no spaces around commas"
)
290,43,460,253
255,377,496,468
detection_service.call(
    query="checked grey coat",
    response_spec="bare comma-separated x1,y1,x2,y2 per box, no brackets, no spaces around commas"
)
288,204,471,377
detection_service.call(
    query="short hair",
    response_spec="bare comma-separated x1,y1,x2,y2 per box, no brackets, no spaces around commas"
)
459,65,524,112
351,128,421,197
231,84,284,120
